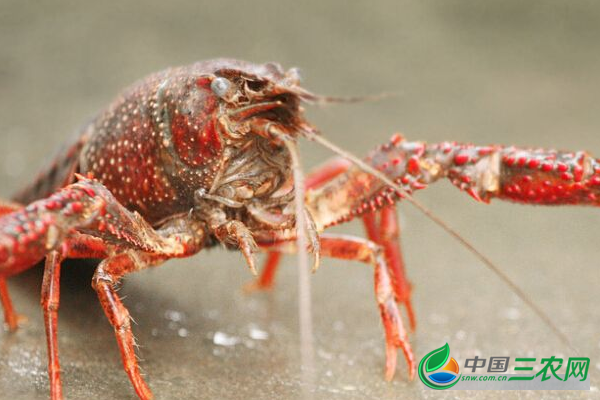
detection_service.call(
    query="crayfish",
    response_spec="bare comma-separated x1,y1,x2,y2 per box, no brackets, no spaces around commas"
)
0,59,597,399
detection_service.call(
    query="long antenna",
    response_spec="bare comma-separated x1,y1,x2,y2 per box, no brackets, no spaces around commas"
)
279,135,316,393
306,130,577,354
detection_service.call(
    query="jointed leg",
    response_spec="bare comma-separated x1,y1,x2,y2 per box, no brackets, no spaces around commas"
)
0,177,185,336
251,161,415,339
0,177,206,399
365,207,415,330
92,252,156,400
321,234,414,380
0,200,23,330
41,251,63,400
39,236,109,399
0,177,191,281
259,233,415,380
250,157,351,289
0,277,19,331
67,231,198,400
0,176,192,336
361,212,379,242
214,220,259,275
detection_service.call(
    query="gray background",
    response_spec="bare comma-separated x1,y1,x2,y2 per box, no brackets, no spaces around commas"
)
0,1,599,399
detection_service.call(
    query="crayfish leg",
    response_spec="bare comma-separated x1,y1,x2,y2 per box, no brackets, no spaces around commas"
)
248,157,353,291
92,253,156,400
213,220,259,276
363,208,415,330
0,201,23,331
0,277,20,331
41,251,63,400
0,177,207,399
375,207,415,330
39,236,108,399
257,233,416,381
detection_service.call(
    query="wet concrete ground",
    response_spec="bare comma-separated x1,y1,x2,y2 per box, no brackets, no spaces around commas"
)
0,1,599,399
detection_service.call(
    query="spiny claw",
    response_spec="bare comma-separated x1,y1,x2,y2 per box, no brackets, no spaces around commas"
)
231,230,258,276
240,244,258,276
304,208,321,273
236,229,259,276
214,220,259,276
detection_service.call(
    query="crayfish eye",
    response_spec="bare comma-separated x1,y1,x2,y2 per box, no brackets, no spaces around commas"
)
211,77,231,98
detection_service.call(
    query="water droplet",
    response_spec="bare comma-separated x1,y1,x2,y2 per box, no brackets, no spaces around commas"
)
213,331,240,347
178,328,189,338
164,310,185,322
249,327,269,340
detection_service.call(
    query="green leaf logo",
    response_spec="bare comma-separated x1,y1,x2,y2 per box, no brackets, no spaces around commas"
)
418,343,461,390
425,343,450,372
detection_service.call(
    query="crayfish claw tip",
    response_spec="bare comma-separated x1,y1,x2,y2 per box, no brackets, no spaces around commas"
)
310,253,321,274
408,367,416,381
249,264,258,276
243,253,258,276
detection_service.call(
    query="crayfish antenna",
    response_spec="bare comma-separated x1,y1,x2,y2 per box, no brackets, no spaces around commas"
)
294,86,399,106
274,133,317,388
303,127,579,355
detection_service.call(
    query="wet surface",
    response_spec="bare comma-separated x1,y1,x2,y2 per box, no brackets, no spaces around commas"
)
0,1,600,399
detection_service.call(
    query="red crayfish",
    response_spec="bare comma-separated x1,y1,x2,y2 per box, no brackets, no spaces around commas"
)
0,59,597,399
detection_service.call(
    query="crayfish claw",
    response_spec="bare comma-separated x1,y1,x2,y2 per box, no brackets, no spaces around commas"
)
384,343,398,382
241,245,258,276
214,220,259,276
304,208,321,273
